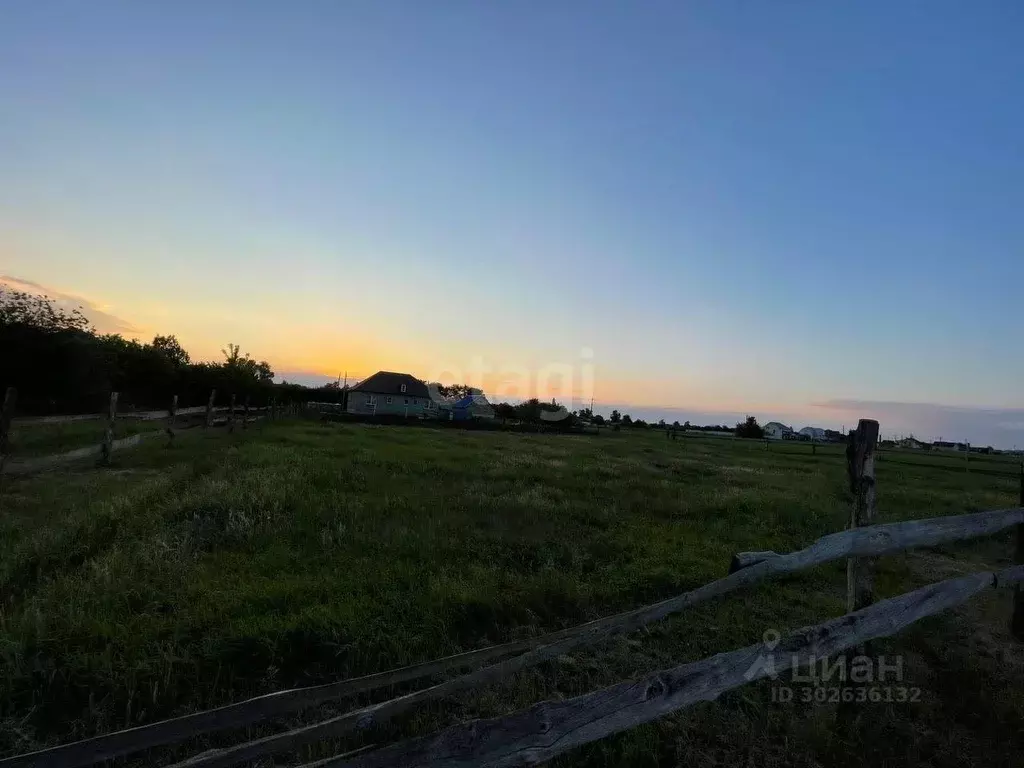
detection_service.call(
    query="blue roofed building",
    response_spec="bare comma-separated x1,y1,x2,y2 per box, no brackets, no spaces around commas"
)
452,391,495,421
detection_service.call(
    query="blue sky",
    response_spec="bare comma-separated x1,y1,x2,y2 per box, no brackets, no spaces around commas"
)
2,2,1023,444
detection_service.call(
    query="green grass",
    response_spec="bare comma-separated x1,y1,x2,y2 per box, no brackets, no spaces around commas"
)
1,421,1021,766
5,418,167,459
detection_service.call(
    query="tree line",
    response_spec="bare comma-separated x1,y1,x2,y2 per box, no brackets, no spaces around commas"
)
0,287,331,415
465,390,768,437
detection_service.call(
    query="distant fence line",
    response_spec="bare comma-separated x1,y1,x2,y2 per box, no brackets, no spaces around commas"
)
5,419,1024,768
653,426,1024,479
10,405,211,426
0,386,301,476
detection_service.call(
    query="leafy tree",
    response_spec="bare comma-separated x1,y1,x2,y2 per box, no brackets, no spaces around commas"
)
494,402,517,422
222,343,243,367
1,288,105,411
0,287,91,332
254,361,274,382
222,342,274,383
735,415,764,439
610,409,621,424
514,398,542,423
673,420,680,428
683,420,691,429
152,335,190,367
435,383,475,400
593,414,605,425
622,413,633,425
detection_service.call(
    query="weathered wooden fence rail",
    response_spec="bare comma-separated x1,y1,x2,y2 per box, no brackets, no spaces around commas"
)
321,566,1024,768
0,386,278,476
4,419,1022,768
11,404,261,427
9,405,209,430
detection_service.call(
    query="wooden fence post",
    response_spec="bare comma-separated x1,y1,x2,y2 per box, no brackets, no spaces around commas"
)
847,419,880,612
166,394,178,445
0,386,17,473
228,394,236,433
837,418,879,719
243,396,249,430
101,392,119,465
205,389,216,428
1013,462,1024,639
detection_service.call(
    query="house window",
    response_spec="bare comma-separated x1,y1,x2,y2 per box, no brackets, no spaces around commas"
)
386,396,393,404
364,394,373,405
400,384,407,393
411,398,416,405
404,398,409,405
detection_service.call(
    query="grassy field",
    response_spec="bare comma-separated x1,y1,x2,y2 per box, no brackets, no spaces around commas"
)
1,420,1022,766
5,418,169,459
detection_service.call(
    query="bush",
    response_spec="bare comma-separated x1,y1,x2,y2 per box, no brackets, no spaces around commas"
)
735,415,764,439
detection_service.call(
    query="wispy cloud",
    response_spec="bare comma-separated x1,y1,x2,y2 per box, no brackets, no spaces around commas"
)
0,274,141,336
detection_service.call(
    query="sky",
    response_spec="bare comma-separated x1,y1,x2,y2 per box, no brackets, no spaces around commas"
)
2,2,1024,445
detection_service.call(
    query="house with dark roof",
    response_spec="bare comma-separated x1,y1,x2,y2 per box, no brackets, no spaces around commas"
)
347,371,439,418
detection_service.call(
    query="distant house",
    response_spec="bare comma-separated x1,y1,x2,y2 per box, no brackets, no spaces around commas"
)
452,391,495,421
899,437,925,450
347,371,438,418
764,422,794,440
539,405,571,422
798,426,826,441
933,440,968,452
823,429,845,442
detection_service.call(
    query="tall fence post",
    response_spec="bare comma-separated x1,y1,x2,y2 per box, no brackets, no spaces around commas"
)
847,419,880,613
101,392,119,465
228,394,236,433
243,396,250,430
205,389,216,428
0,386,17,473
837,418,879,721
166,394,178,445
1013,463,1024,639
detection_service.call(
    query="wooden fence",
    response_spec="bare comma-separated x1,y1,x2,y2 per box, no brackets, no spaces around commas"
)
662,426,1024,479
3,419,1023,767
0,386,298,475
